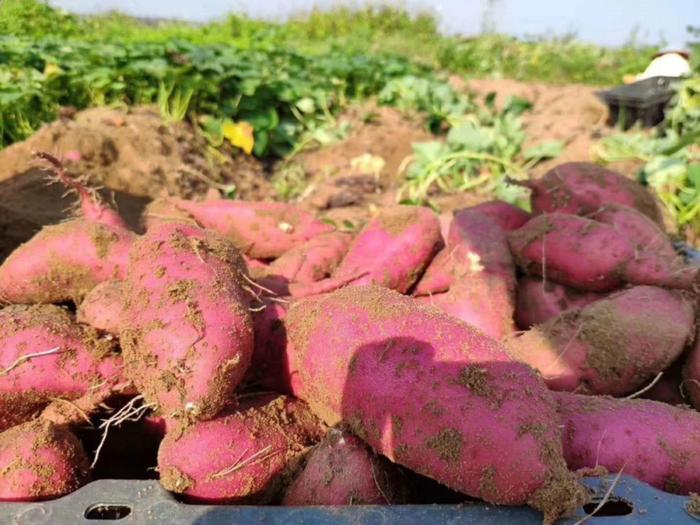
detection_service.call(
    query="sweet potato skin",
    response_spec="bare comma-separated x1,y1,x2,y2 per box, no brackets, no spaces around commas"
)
0,304,126,432
0,419,90,501
120,222,253,422
528,162,662,224
682,330,700,410
506,286,695,395
169,198,334,259
555,392,700,494
469,201,531,232
287,285,586,520
515,277,606,329
77,280,125,334
158,395,323,503
283,429,407,505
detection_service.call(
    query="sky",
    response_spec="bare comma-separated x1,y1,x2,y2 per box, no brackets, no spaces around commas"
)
50,0,699,47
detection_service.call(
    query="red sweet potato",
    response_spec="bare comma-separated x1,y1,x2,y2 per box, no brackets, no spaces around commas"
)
158,395,323,503
508,213,697,292
283,429,407,505
77,280,125,334
290,206,441,297
469,201,531,232
556,392,700,494
525,162,663,224
515,277,606,329
120,222,253,422
0,419,90,501
682,329,700,410
287,285,586,521
0,304,128,432
506,286,695,395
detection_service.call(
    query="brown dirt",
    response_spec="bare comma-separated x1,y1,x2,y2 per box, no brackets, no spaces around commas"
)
0,106,271,259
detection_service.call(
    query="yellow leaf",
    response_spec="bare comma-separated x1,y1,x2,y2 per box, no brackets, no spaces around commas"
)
43,63,61,78
222,121,255,155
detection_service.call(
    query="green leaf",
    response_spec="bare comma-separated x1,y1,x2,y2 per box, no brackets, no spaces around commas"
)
524,140,565,161
295,97,315,114
447,123,493,151
412,141,448,162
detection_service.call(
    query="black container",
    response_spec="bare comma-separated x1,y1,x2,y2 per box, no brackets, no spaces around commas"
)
597,76,680,130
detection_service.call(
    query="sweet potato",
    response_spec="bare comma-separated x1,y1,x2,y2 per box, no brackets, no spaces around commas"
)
515,277,606,329
120,222,253,422
505,286,695,395
469,201,531,232
290,206,441,297
416,275,516,340
283,429,407,505
642,358,686,406
682,329,700,410
414,207,516,296
167,197,333,259
556,392,700,494
158,395,323,503
77,280,125,334
0,304,128,432
266,231,353,284
509,213,697,292
287,285,586,521
587,203,676,260
0,419,90,501
525,162,663,224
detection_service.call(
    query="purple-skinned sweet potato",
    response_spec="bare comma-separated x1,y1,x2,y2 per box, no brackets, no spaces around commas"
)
120,222,253,422
682,329,700,410
515,277,607,329
289,206,441,297
508,213,697,292
0,419,90,501
525,162,663,224
556,392,700,494
283,429,407,505
505,286,695,395
158,395,323,503
287,285,587,521
0,304,129,432
469,201,531,232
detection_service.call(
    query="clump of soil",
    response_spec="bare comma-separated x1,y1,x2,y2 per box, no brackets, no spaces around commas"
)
0,106,271,259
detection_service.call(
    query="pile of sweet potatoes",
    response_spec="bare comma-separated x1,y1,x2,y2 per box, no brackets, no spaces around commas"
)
0,157,698,522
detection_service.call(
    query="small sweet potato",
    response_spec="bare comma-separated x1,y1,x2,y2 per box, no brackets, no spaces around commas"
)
77,280,125,334
0,419,90,501
515,277,606,329
158,395,323,503
120,222,253,422
283,429,407,505
556,392,700,494
290,206,441,297
0,304,128,432
167,197,334,259
506,286,695,395
469,201,531,232
0,154,134,304
287,285,586,521
525,162,663,224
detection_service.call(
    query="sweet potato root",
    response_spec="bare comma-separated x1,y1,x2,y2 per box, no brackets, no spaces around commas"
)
287,285,586,521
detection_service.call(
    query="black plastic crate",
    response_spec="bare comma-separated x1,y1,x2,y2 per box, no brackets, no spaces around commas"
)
597,76,680,130
0,475,697,524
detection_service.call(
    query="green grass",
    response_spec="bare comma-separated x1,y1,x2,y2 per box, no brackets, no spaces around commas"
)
1,0,657,86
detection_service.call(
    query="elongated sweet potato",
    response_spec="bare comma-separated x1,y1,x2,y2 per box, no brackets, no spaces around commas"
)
414,207,515,296
505,286,695,395
283,429,407,505
556,392,700,494
290,206,441,297
515,277,606,329
0,154,134,304
77,280,125,334
0,419,90,501
120,222,253,422
167,197,333,259
0,304,128,432
158,395,323,503
509,213,697,292
287,285,586,521
525,162,662,224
